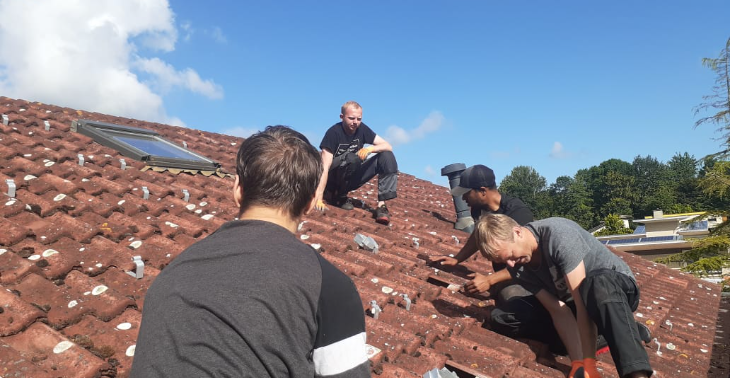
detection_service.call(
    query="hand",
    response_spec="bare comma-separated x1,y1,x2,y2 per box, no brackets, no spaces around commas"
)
357,146,373,160
429,255,459,267
315,200,328,211
568,360,584,378
582,358,601,378
463,273,492,295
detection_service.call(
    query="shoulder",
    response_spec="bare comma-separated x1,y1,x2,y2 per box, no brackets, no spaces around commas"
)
500,194,534,224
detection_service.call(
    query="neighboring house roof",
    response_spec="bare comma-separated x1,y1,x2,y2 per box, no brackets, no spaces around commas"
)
0,96,723,378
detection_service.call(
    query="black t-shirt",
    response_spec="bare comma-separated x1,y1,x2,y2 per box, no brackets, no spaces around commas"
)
320,122,377,158
131,220,370,378
471,193,534,271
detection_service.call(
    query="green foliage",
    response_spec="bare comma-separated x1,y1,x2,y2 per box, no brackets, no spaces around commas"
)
693,37,730,158
499,166,547,217
594,214,633,236
682,255,728,277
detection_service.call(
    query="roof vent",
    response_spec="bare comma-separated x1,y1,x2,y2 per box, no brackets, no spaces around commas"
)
441,163,475,233
653,210,664,219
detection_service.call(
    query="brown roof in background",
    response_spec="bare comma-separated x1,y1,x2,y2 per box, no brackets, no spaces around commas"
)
0,96,723,377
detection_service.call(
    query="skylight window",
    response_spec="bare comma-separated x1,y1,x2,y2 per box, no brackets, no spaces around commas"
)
72,119,220,171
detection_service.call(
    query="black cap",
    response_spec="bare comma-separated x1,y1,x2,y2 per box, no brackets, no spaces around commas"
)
450,165,496,197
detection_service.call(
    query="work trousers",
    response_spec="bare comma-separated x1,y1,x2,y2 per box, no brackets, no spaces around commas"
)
326,151,398,202
580,269,652,377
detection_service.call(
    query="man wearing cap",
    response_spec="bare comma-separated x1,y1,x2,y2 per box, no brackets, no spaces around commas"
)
430,165,550,345
313,101,398,225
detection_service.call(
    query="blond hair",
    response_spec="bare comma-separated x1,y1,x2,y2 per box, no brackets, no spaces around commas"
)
341,101,362,115
474,214,518,259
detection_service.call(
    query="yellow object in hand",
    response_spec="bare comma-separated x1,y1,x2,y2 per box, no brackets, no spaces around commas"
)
357,146,373,160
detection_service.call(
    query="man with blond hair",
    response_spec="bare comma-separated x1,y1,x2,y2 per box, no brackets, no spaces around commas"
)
314,101,398,224
474,214,652,378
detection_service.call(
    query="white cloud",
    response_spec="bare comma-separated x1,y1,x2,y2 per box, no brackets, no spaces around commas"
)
385,111,446,146
207,27,227,44
549,141,571,159
424,165,436,177
222,126,260,138
0,0,222,125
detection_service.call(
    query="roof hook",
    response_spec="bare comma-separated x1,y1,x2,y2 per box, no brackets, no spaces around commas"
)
1,114,8,125
126,256,144,279
370,300,381,319
78,154,85,166
142,186,149,200
401,293,411,311
44,121,50,131
182,189,190,202
120,158,126,170
182,141,188,149
6,179,16,198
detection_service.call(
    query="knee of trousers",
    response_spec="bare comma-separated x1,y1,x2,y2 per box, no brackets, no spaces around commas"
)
341,152,363,175
376,151,398,174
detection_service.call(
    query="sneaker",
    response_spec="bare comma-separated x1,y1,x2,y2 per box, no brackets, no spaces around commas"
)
636,321,652,343
336,197,354,211
596,335,609,355
375,205,390,224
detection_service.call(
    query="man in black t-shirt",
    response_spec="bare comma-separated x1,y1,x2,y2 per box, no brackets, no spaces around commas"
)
314,101,398,224
429,165,559,347
131,126,369,378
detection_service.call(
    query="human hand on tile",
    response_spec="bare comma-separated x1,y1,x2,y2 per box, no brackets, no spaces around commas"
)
315,199,328,211
429,255,458,266
463,273,492,295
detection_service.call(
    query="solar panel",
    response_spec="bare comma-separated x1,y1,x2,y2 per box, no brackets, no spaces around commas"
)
608,238,641,244
642,236,676,242
633,225,645,234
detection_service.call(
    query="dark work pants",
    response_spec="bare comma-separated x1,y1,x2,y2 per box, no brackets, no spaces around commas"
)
580,269,652,377
489,283,571,353
326,151,398,202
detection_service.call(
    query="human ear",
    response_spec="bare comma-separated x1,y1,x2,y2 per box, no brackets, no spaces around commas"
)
232,176,244,207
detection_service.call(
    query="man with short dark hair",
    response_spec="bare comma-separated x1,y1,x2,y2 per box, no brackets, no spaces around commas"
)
131,126,370,378
314,101,398,224
474,214,653,378
429,165,544,343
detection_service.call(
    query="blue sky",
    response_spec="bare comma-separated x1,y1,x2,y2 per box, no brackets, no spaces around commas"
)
1,1,729,186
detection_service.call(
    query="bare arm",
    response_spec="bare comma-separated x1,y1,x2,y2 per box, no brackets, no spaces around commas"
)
565,261,597,360
314,149,334,209
534,289,583,361
430,232,479,266
370,135,392,153
464,268,512,295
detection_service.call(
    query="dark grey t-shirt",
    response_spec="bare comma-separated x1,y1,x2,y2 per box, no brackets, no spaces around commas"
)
509,217,635,301
131,220,369,378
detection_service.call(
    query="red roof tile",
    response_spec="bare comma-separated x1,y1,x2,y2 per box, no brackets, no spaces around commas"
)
0,95,723,377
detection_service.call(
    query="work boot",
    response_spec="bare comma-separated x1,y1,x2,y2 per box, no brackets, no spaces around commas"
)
336,197,354,211
375,205,390,224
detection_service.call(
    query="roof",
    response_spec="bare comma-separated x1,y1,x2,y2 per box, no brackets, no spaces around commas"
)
0,95,723,378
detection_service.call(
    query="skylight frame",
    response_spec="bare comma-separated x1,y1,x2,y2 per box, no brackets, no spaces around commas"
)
72,119,220,171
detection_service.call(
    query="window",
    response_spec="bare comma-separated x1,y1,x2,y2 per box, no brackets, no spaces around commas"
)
72,119,220,171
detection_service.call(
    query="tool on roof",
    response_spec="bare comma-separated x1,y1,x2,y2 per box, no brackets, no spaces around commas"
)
6,179,16,198
78,154,85,166
354,233,379,254
126,256,144,279
182,189,190,202
142,186,150,200
370,300,381,319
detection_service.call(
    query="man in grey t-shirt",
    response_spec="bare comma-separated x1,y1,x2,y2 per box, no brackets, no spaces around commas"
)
473,214,653,378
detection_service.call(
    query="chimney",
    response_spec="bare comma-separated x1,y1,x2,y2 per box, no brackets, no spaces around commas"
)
653,210,663,219
441,163,475,233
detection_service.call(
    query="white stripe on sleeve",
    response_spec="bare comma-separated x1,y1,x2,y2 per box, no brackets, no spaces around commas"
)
312,332,368,376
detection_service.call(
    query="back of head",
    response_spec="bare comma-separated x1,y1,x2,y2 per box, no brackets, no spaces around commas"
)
235,126,322,219
474,213,518,259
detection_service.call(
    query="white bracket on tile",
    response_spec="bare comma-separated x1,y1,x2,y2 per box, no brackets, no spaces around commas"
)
182,189,190,202
370,300,381,319
120,158,126,170
401,293,411,311
126,255,144,279
1,114,8,125
653,338,662,356
44,121,50,131
182,141,188,149
142,186,149,200
6,179,16,198
78,154,85,166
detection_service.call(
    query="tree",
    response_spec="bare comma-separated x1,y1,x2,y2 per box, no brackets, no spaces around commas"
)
499,166,548,217
693,37,730,157
594,214,633,236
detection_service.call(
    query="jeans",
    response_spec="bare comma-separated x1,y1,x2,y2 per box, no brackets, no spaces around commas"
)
327,151,398,202
580,269,652,377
